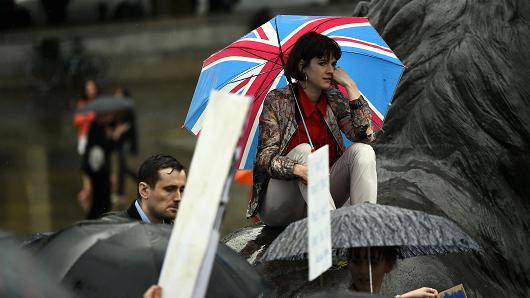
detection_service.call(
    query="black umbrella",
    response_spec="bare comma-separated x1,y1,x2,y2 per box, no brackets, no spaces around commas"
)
0,232,72,298
30,221,266,298
262,203,480,261
76,95,133,114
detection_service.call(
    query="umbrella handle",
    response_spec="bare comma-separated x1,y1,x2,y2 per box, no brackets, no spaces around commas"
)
274,18,314,150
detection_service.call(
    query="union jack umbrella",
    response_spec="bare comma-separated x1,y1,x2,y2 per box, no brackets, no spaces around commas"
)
184,15,404,169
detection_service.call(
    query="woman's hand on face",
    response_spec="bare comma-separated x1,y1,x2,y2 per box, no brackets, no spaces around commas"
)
333,67,361,99
293,164,308,183
400,287,438,298
332,67,356,89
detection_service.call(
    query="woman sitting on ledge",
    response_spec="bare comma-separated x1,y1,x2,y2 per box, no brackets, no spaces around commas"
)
247,32,377,227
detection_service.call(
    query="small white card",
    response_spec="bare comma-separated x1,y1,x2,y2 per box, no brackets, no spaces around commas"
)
307,145,332,281
158,90,251,298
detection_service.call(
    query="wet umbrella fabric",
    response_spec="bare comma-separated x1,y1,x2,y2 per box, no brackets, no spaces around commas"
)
262,203,480,261
31,221,266,298
184,15,404,169
76,95,133,114
0,233,72,298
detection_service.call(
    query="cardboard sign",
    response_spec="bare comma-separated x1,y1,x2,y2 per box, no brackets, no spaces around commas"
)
437,284,467,298
158,90,250,298
307,145,332,281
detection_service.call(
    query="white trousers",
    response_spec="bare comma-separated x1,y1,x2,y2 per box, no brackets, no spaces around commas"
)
258,143,377,227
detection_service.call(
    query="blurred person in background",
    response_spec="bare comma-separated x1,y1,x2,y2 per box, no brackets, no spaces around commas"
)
27,38,67,96
73,79,99,155
66,36,107,95
79,109,130,219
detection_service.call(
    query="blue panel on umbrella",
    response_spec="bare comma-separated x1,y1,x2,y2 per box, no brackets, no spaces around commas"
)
186,60,264,125
242,31,258,39
339,54,403,116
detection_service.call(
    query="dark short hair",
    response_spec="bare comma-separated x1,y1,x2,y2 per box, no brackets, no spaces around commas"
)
285,32,342,82
137,154,185,188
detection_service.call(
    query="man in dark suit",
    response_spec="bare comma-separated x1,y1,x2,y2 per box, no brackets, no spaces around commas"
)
104,154,186,224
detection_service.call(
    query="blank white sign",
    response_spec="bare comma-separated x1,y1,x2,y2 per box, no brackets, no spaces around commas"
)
158,90,251,298
307,145,332,281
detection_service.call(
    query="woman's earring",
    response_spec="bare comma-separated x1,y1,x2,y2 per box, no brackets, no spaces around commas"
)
302,73,308,88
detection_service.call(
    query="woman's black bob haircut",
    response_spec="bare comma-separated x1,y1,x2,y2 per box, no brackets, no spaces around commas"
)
285,31,342,82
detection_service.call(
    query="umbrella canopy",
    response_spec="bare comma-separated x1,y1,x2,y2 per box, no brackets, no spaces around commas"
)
76,95,133,114
184,15,404,169
1,233,72,298
262,203,480,261
30,221,266,298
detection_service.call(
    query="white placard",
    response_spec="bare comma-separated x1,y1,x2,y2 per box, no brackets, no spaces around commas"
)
307,145,333,281
158,90,251,298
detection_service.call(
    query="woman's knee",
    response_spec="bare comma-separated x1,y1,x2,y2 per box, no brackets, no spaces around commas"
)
346,143,376,165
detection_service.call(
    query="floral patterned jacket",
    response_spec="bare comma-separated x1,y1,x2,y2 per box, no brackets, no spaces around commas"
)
247,84,375,218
